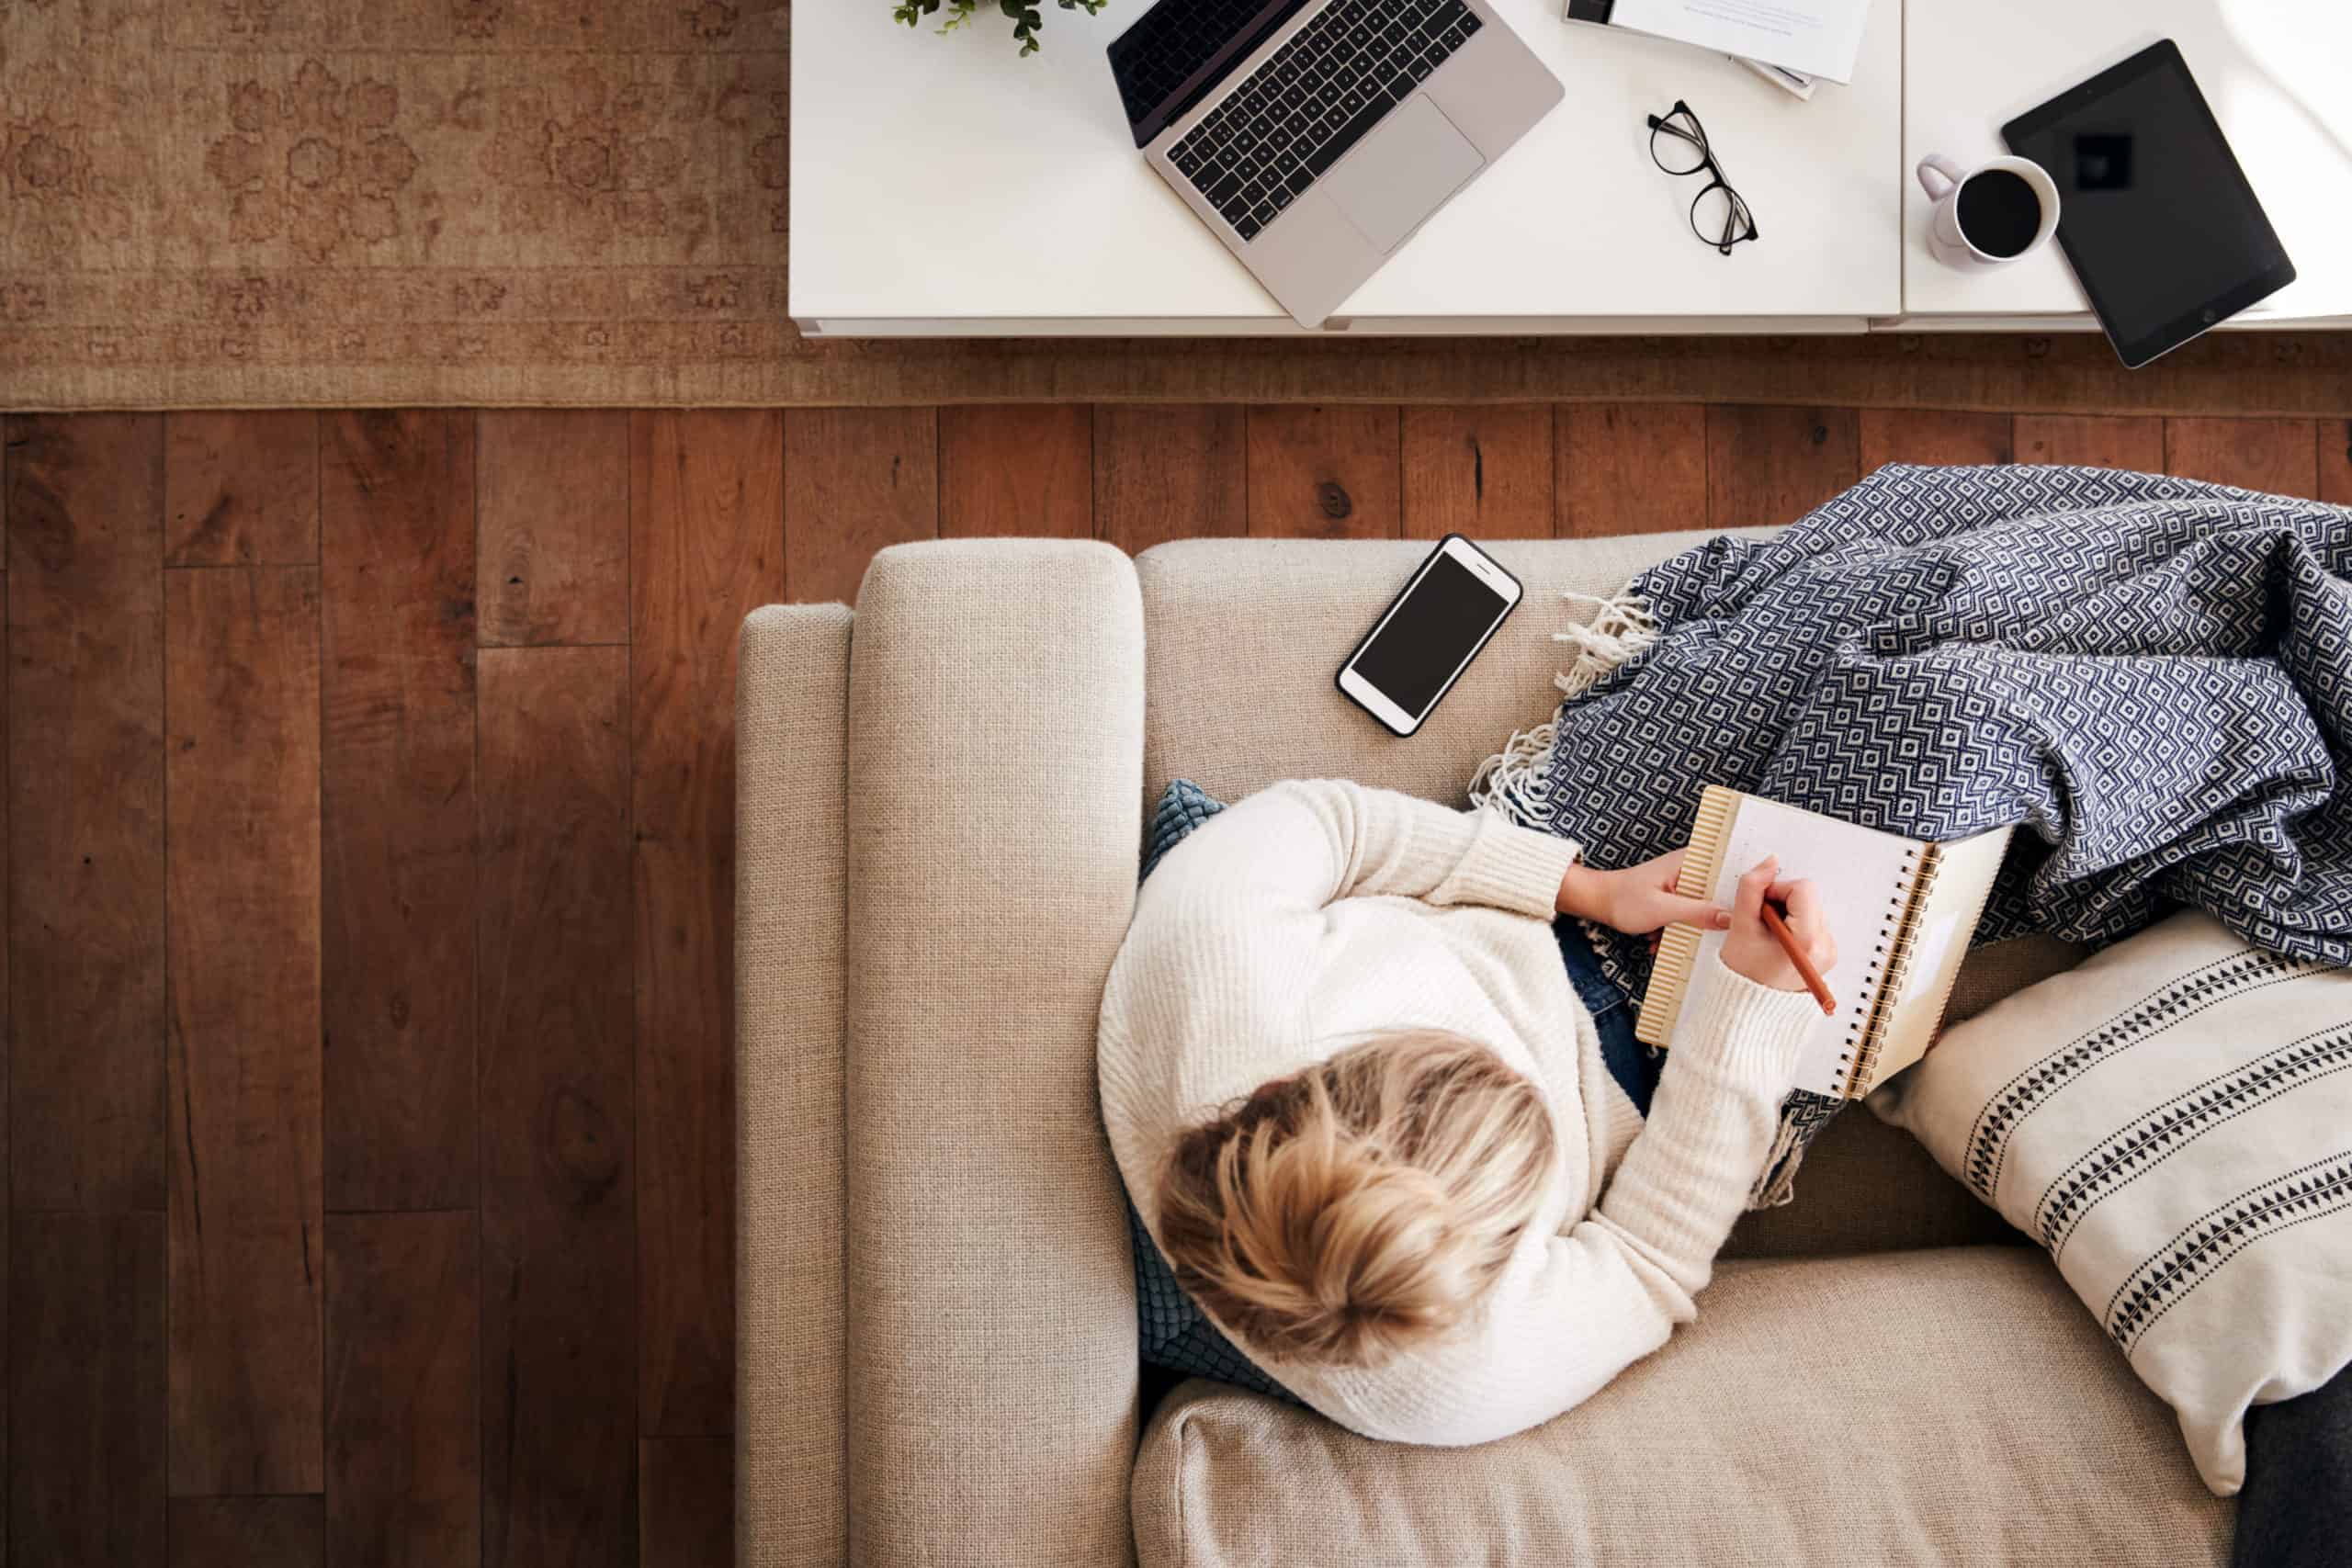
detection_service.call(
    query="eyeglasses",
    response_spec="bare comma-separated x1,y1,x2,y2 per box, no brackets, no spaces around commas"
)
1645,100,1758,256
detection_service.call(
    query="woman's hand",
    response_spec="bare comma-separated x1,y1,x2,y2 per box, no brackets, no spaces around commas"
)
1718,857,1838,992
1556,850,1731,937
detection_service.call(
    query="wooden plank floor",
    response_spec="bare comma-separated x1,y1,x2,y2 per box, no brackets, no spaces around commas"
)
4,402,2346,1567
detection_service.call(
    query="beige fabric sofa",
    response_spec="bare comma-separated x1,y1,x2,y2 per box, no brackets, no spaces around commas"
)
737,534,2234,1568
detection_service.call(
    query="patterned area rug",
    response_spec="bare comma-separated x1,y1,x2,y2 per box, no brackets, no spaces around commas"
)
2,1,2350,409
0,0,797,405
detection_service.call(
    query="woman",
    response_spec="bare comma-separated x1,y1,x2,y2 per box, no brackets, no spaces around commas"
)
1098,778,1836,1446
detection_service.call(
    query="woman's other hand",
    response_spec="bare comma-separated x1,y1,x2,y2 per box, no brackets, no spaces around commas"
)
1556,850,1731,937
1719,857,1838,992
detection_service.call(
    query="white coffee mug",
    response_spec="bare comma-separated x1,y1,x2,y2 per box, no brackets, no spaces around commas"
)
1916,152,2059,269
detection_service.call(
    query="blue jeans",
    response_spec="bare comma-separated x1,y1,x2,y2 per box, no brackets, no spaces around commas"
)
1555,916,1660,1118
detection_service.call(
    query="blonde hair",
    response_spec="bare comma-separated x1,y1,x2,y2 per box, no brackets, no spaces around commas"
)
1155,1032,1555,1370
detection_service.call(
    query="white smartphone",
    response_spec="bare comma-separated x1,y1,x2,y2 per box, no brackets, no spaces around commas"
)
1335,535,1523,737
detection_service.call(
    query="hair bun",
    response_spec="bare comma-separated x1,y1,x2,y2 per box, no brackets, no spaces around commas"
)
1157,1031,1555,1370
1248,1135,1485,1363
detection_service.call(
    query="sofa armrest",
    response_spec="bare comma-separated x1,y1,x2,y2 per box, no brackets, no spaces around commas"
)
845,541,1146,1568
737,602,856,1568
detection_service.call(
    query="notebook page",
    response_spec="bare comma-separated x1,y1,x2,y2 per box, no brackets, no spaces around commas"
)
1673,796,1921,1096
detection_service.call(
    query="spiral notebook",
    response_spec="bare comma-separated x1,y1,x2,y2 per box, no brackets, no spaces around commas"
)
1634,786,2013,1099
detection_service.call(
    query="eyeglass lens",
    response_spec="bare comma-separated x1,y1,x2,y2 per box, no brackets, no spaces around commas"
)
1650,112,1709,176
1690,181,1754,252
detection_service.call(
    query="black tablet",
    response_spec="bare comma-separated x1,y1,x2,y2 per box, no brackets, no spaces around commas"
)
2003,40,2295,368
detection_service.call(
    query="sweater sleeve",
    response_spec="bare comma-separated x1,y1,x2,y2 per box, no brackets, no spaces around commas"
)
1516,963,1821,1438
1587,961,1823,1294
1148,779,1585,921
1279,958,1821,1448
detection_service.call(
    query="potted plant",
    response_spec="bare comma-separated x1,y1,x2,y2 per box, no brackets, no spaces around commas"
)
892,0,1110,56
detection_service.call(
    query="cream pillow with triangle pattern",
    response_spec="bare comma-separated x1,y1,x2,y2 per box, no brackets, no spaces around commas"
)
1868,909,2352,1495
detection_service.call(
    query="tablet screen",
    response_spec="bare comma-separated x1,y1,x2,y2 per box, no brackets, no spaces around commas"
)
2004,41,2294,367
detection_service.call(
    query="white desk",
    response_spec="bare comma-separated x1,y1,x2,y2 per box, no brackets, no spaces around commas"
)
1900,0,2352,329
791,0,2352,336
791,0,1902,333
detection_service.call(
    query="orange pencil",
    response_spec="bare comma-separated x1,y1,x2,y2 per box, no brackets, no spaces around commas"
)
1759,899,1838,1016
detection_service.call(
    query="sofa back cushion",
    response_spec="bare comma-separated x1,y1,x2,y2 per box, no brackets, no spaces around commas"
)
1136,536,2069,1258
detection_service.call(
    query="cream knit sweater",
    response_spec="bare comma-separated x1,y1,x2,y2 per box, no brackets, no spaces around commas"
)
1097,779,1822,1447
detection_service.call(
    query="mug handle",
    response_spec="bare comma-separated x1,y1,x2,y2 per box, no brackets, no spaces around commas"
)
1916,152,1966,200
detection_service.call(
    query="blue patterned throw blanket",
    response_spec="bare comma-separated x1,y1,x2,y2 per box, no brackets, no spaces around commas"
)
1476,463,2352,1194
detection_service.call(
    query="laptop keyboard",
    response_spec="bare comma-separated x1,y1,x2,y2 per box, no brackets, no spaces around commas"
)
1167,0,1483,244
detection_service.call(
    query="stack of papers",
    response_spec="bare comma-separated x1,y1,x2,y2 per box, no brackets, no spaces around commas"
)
1563,0,1871,87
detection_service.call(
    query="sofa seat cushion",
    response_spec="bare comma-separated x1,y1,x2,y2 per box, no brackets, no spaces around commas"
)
1132,1248,2229,1568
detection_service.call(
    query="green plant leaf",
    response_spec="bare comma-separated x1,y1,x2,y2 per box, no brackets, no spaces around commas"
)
888,0,1097,52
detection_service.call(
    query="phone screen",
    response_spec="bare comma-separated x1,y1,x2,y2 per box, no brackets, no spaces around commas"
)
1351,552,1513,719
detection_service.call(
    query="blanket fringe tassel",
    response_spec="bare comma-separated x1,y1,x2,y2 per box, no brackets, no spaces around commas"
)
1747,1119,1808,1209
1470,589,1661,825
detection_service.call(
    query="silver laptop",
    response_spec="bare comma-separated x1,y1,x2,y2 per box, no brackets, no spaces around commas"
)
1108,0,1564,328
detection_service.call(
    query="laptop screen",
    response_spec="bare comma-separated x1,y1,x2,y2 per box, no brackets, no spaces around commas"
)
1109,0,1315,148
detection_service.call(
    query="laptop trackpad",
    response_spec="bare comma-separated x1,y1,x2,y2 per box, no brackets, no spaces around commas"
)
1322,96,1485,254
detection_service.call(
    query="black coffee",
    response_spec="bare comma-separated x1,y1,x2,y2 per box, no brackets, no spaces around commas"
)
1956,169,2042,258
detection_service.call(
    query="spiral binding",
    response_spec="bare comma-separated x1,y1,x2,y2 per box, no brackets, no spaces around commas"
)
1840,843,1943,1097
